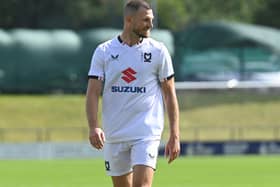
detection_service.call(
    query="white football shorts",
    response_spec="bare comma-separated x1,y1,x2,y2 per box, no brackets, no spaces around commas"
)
103,139,160,176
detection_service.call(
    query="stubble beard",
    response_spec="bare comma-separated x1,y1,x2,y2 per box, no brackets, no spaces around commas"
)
133,28,150,38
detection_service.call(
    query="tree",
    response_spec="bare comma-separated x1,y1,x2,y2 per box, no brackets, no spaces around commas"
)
156,0,188,31
0,0,276,31
253,0,280,29
0,0,121,29
153,0,265,31
183,0,264,24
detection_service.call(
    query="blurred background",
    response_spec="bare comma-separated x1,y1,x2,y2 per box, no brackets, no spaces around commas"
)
1,0,280,158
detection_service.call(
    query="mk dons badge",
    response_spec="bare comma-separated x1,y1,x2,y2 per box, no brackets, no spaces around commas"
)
143,52,152,63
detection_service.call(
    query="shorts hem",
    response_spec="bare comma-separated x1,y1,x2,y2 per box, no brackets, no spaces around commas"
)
106,170,133,177
132,163,156,170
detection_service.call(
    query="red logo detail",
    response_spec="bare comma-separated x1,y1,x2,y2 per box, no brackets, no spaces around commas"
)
121,68,137,83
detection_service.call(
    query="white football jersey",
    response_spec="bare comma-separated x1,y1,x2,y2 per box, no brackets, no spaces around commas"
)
88,36,174,143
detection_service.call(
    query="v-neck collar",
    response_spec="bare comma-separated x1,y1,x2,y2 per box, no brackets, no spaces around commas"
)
117,35,144,48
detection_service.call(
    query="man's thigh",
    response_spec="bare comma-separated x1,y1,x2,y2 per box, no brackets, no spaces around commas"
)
111,172,133,187
133,165,154,187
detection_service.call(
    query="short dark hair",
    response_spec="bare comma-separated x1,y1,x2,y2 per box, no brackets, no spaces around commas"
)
124,0,151,16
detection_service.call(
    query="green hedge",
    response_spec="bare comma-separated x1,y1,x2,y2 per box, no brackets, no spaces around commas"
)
0,28,174,93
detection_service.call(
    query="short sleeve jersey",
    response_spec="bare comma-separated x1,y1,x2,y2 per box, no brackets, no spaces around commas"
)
88,36,174,143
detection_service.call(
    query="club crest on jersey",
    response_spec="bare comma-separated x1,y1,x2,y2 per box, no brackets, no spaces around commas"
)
143,52,152,63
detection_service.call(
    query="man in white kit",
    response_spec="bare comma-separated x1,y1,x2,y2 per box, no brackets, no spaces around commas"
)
86,0,180,186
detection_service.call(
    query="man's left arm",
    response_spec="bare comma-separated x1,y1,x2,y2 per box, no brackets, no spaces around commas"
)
161,77,180,163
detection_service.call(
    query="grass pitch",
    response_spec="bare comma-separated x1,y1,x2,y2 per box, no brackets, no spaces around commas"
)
1,156,279,187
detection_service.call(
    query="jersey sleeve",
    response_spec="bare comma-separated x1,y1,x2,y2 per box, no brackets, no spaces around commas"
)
158,44,174,82
88,45,105,80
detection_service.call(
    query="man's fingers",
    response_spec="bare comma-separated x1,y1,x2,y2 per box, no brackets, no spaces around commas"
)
168,151,175,163
93,140,103,150
89,133,105,150
100,132,106,143
95,135,104,149
164,145,170,158
166,146,180,164
165,145,174,163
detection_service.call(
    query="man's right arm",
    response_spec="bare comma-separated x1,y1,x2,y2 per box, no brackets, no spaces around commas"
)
86,78,105,150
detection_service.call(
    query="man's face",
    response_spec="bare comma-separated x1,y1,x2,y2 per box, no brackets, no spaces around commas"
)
131,7,154,38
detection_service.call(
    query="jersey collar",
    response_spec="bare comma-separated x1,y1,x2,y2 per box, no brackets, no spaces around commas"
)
117,35,144,47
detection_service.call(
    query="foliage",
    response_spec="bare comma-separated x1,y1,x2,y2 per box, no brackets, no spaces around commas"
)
0,0,279,31
0,0,123,29
157,0,188,31
184,0,265,25
254,0,280,28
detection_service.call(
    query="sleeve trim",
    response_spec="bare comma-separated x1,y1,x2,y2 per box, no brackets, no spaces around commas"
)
160,74,175,82
166,74,174,80
88,75,104,81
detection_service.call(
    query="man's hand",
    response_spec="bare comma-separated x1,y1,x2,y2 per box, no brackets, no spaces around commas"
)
161,77,180,163
165,135,180,164
89,128,105,150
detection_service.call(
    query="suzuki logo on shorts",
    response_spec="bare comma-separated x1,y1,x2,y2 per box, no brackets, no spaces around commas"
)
121,67,136,83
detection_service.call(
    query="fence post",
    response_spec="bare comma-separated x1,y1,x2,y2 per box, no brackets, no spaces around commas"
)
36,128,44,142
274,126,279,140
237,126,243,140
45,128,51,142
229,126,236,141
0,128,4,142
194,127,200,142
83,127,88,141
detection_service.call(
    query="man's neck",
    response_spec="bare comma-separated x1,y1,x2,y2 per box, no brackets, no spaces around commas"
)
120,32,143,46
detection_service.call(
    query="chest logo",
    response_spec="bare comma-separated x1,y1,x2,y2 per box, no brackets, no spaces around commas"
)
111,54,119,61
144,52,152,63
121,67,136,84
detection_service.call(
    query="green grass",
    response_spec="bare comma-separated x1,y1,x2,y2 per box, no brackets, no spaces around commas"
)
177,90,280,126
0,95,87,128
1,156,280,187
1,91,280,141
1,92,280,128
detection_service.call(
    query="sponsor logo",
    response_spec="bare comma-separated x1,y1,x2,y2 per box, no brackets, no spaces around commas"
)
112,86,146,93
105,161,110,171
111,54,119,61
112,67,146,94
121,67,136,83
148,153,155,159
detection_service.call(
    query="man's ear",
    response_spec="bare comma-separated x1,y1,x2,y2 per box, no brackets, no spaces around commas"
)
125,15,133,24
